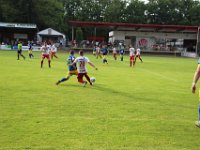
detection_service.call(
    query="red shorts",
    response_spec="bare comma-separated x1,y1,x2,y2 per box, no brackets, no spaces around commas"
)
42,54,50,59
77,73,88,83
130,56,135,60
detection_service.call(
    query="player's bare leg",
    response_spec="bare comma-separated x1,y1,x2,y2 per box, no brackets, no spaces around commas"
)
120,55,123,61
20,53,26,60
41,60,44,68
85,74,92,85
54,54,58,58
48,60,51,68
139,56,143,62
130,61,132,67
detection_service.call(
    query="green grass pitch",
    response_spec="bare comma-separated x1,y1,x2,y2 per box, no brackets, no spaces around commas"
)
0,50,200,149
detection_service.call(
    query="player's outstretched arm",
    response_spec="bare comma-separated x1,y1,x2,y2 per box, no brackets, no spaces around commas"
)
70,62,75,66
88,62,98,70
192,65,200,93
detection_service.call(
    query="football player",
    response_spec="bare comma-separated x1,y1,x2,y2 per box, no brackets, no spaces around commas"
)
56,50,77,85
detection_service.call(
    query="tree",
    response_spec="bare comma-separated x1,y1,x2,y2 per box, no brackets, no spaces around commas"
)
76,28,83,44
103,0,127,22
125,0,147,24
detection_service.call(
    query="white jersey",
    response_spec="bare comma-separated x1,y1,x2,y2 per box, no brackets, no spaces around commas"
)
136,48,141,55
50,45,57,52
40,45,50,55
113,47,117,54
129,47,135,56
74,56,90,73
96,47,101,53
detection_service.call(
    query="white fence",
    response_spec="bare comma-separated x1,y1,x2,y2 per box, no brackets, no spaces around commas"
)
0,45,41,51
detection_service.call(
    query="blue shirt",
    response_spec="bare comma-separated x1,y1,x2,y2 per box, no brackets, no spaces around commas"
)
67,55,76,71
101,47,108,55
119,49,125,54
28,43,32,50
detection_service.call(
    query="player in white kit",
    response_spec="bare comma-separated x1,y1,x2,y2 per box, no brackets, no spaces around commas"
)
112,46,117,60
50,42,58,59
135,47,143,63
129,45,135,67
40,42,51,68
71,50,97,86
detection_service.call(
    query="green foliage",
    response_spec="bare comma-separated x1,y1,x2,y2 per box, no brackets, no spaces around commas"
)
125,0,147,23
76,28,83,43
1,0,200,40
102,0,127,22
146,0,200,25
0,0,66,33
0,50,200,149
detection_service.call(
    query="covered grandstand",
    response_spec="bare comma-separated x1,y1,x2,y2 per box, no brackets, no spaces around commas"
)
69,21,200,57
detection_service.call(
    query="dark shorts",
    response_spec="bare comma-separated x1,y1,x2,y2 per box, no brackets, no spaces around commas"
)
18,50,22,54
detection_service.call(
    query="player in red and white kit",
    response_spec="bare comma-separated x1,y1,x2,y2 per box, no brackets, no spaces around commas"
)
129,45,135,67
112,46,117,60
135,47,143,63
50,42,58,59
40,42,51,68
96,46,102,59
71,50,97,86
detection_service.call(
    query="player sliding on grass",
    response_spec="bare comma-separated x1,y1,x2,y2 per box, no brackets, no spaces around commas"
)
40,42,51,68
71,50,97,86
56,50,77,85
191,58,200,127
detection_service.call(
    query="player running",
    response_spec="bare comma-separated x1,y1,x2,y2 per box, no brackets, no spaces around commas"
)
56,50,77,85
101,45,108,64
135,47,143,63
17,41,26,60
28,41,34,59
112,46,117,60
40,42,51,68
96,46,102,59
129,45,135,67
71,50,97,86
119,46,125,61
92,46,96,56
50,42,58,59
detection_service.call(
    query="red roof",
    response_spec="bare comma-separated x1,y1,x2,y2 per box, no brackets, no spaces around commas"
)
69,20,199,33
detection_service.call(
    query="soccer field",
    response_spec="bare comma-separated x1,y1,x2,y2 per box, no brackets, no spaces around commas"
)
0,50,200,149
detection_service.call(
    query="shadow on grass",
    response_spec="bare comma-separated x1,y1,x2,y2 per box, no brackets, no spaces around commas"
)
56,83,152,102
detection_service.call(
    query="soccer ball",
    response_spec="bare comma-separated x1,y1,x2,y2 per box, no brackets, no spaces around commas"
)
90,77,96,83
